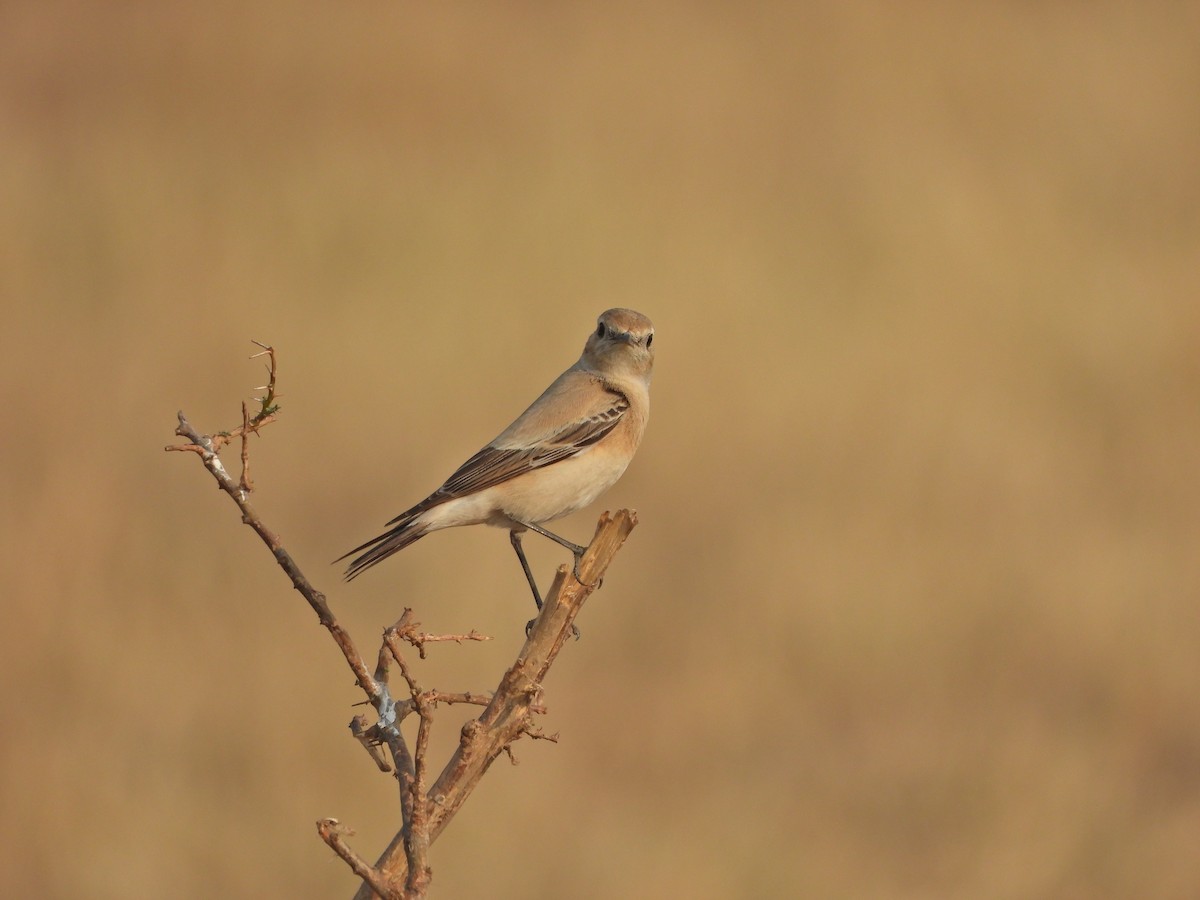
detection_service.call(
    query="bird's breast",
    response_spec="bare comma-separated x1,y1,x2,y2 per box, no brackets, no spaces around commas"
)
494,442,634,525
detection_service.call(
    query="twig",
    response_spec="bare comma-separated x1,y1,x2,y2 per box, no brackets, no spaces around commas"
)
520,724,560,743
249,339,280,417
425,691,509,710
318,819,399,900
239,401,254,494
239,341,278,493
168,407,383,706
165,341,279,464
377,621,434,896
350,715,392,773
404,629,491,660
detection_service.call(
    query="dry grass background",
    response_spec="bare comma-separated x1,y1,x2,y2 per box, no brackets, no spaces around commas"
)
3,2,1199,897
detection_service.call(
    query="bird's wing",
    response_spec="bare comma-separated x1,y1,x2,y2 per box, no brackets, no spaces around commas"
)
430,371,628,501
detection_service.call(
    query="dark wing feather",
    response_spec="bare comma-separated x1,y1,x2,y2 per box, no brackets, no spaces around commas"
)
431,390,628,501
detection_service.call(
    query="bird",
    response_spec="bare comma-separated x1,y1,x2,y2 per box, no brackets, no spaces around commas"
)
336,308,654,614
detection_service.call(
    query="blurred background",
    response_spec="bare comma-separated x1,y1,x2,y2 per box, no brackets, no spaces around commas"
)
3,2,1199,897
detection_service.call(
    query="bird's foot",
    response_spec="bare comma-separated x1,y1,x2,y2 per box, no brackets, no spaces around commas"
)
570,548,600,589
526,616,582,641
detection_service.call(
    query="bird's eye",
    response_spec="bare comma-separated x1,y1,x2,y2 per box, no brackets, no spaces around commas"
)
646,333,654,348
596,322,606,338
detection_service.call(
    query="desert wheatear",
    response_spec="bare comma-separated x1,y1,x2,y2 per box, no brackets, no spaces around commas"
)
337,308,654,611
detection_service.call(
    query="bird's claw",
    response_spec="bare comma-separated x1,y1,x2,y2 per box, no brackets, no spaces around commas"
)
571,549,601,590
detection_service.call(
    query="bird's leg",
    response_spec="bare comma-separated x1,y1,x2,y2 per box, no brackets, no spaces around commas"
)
510,529,543,610
512,526,583,641
513,519,591,585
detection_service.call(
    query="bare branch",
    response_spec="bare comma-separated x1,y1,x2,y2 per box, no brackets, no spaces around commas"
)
167,404,383,708
353,510,638,898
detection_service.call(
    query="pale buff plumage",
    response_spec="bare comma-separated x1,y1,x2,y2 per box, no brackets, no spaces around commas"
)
338,308,654,593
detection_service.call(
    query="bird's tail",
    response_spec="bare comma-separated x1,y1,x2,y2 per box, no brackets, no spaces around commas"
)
335,514,431,581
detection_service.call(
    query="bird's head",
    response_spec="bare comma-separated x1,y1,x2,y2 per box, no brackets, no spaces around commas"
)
582,308,655,384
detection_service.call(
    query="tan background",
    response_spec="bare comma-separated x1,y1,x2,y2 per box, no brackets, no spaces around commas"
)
3,3,1199,897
